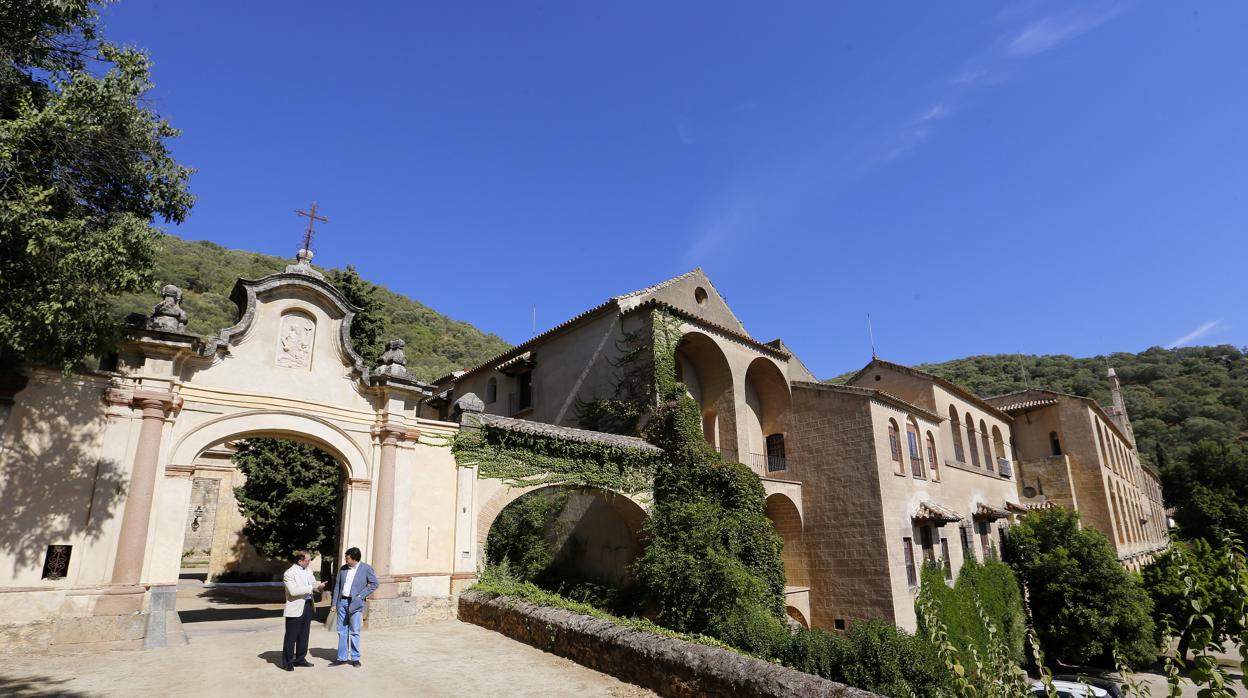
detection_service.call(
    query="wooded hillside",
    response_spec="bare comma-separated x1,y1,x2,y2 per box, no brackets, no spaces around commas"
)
110,235,510,381
913,347,1248,468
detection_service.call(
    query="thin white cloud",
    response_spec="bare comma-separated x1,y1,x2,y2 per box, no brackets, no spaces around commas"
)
917,103,950,122
871,1,1128,166
1007,4,1126,57
1167,319,1226,348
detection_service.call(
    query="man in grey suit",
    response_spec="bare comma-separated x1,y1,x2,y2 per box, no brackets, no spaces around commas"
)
330,547,379,667
281,551,326,671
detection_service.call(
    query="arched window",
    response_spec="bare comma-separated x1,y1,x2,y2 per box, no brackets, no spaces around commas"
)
485,377,498,404
906,419,923,478
980,420,992,472
966,412,980,467
1049,431,1062,457
926,431,939,481
887,419,903,473
1118,479,1128,546
949,406,965,462
1096,423,1109,468
991,425,1006,470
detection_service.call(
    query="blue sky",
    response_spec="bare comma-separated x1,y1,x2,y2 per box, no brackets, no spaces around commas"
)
101,1,1247,378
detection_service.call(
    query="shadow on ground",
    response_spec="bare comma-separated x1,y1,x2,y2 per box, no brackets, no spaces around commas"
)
0,674,93,697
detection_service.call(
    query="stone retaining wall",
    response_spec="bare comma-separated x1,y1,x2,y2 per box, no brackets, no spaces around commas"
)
457,591,878,698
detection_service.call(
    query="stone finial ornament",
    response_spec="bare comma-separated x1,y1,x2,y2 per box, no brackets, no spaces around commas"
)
147,284,189,332
379,339,408,367
373,339,410,378
452,392,485,422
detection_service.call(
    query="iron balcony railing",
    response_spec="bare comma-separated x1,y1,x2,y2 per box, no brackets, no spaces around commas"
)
997,457,1013,479
752,452,787,473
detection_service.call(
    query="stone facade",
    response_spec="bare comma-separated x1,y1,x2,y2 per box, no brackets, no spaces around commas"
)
988,384,1168,569
0,261,1170,652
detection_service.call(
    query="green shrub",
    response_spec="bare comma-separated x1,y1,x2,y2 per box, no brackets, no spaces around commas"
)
707,604,792,660
1004,507,1157,667
821,620,952,698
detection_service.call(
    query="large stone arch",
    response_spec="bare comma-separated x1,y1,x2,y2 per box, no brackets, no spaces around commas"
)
476,484,649,585
156,410,372,585
745,357,792,474
765,492,809,588
168,409,369,480
675,331,737,460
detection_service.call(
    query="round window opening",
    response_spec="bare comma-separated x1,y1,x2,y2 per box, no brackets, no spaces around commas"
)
694,287,708,306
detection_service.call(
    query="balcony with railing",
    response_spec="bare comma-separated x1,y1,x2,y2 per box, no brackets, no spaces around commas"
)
752,452,788,474
996,457,1012,479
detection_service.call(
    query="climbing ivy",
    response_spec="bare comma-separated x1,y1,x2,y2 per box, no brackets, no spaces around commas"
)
633,308,787,636
451,423,661,494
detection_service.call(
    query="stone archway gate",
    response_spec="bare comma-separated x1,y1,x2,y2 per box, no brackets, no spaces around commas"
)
0,257,473,649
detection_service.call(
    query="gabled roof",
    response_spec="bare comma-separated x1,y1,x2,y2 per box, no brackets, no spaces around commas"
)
985,388,1132,445
791,381,942,422
438,269,783,387
847,358,1012,421
623,299,789,359
613,268,703,302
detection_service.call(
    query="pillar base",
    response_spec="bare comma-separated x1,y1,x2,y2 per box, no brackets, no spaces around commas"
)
92,587,146,616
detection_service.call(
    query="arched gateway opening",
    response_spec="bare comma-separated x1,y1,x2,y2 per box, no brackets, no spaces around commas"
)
162,412,369,632
482,486,648,609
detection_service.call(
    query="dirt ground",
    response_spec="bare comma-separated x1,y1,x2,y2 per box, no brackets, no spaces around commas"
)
0,572,653,698
0,619,656,697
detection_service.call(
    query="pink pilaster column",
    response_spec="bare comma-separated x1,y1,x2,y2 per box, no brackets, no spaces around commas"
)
111,391,175,585
371,426,401,577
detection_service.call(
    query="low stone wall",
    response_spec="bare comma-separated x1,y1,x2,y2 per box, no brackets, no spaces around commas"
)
457,591,878,698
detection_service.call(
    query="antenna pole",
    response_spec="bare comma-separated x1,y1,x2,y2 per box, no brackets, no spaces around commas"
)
868,313,877,358
531,305,536,338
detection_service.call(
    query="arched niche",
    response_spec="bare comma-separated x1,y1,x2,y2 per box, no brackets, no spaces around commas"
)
674,332,736,458
744,357,792,473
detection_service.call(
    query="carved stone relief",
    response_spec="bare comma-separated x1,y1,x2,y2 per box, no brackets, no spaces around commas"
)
276,312,316,369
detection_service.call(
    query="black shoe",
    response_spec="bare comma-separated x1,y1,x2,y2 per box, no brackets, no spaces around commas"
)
351,660,361,668
293,660,314,668
281,664,294,672
330,660,348,667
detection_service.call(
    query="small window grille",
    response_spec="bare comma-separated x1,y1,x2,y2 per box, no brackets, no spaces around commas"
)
42,545,71,580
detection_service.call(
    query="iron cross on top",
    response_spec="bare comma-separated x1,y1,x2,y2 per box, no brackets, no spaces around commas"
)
295,202,328,252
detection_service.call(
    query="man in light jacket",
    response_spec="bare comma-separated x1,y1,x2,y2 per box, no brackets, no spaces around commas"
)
281,550,325,671
330,547,379,667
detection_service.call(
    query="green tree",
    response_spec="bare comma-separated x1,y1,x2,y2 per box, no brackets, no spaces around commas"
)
1143,538,1244,661
232,438,343,563
632,386,786,638
326,265,387,368
1004,507,1157,667
1161,440,1248,543
1,0,194,370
